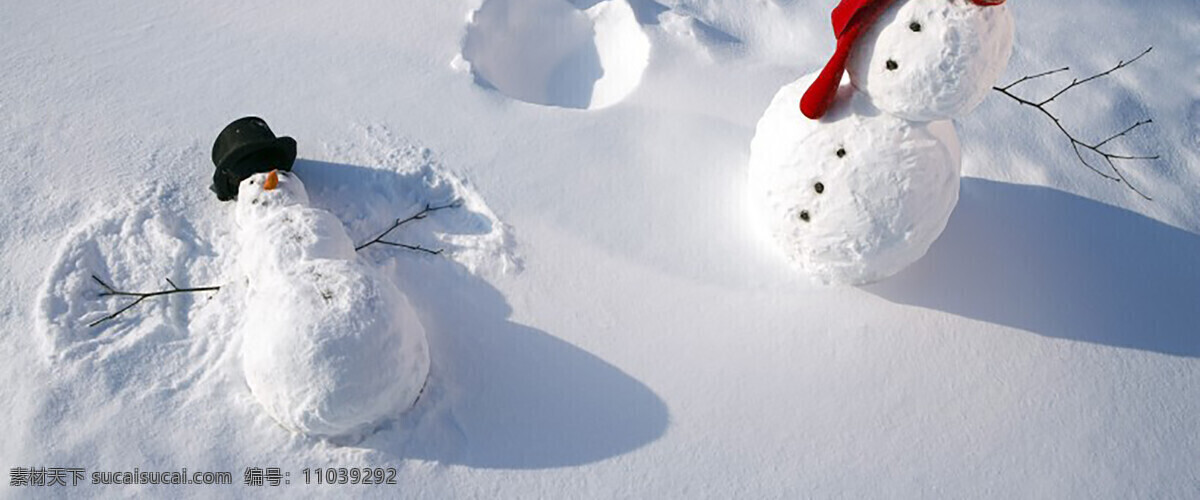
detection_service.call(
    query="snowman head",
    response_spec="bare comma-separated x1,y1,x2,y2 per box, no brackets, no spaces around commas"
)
801,0,1012,121
846,0,1014,121
235,170,310,226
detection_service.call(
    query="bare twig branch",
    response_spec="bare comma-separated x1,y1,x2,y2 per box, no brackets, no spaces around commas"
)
90,275,220,327
997,66,1069,91
355,199,462,252
1039,47,1153,106
369,241,444,255
993,47,1157,200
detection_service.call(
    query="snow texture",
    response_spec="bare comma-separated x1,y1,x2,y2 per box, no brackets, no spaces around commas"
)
6,0,1200,498
749,72,961,285
848,0,1015,122
235,171,430,440
35,181,221,360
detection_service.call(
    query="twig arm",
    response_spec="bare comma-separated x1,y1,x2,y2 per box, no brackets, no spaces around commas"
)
355,199,462,252
90,276,220,327
992,47,1157,200
997,66,1069,91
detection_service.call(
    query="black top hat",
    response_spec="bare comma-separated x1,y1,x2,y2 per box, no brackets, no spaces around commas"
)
210,116,297,201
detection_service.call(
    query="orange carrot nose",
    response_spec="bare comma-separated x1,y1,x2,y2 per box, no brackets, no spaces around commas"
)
263,170,279,191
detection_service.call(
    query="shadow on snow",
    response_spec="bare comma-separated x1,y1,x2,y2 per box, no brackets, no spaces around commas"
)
867,178,1200,357
296,159,670,469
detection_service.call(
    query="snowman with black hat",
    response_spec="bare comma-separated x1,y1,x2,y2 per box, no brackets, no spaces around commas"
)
210,116,298,201
211,117,431,440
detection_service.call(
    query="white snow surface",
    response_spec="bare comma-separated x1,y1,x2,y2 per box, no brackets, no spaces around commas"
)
235,171,430,440
4,0,1200,498
749,72,961,285
848,0,1014,122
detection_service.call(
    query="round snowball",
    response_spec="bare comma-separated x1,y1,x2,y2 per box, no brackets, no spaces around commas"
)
240,260,431,440
847,0,1014,122
748,72,962,285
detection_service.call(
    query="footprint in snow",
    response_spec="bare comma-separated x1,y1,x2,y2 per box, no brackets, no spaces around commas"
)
458,0,651,110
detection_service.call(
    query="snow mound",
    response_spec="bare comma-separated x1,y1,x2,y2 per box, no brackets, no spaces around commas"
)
460,0,651,110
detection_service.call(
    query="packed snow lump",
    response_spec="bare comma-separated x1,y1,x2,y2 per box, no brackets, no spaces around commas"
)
748,73,962,285
234,170,430,439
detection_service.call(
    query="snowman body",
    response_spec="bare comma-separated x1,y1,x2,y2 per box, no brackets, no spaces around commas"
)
235,171,430,439
749,72,961,285
847,0,1014,121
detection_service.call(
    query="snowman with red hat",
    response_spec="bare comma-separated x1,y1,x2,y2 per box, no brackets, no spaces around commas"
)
748,0,1014,285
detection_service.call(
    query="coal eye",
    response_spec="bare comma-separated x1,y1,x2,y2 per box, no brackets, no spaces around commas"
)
836,148,847,158
799,210,812,222
814,182,825,194
909,22,922,32
886,59,899,71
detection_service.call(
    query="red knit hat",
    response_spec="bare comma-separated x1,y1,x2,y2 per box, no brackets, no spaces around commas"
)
800,0,1007,120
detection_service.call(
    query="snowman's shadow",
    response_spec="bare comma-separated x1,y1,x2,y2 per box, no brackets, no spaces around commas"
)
866,178,1200,357
377,257,669,469
292,159,669,469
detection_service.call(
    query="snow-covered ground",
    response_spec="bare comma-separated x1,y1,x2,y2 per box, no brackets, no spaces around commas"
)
2,0,1198,497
